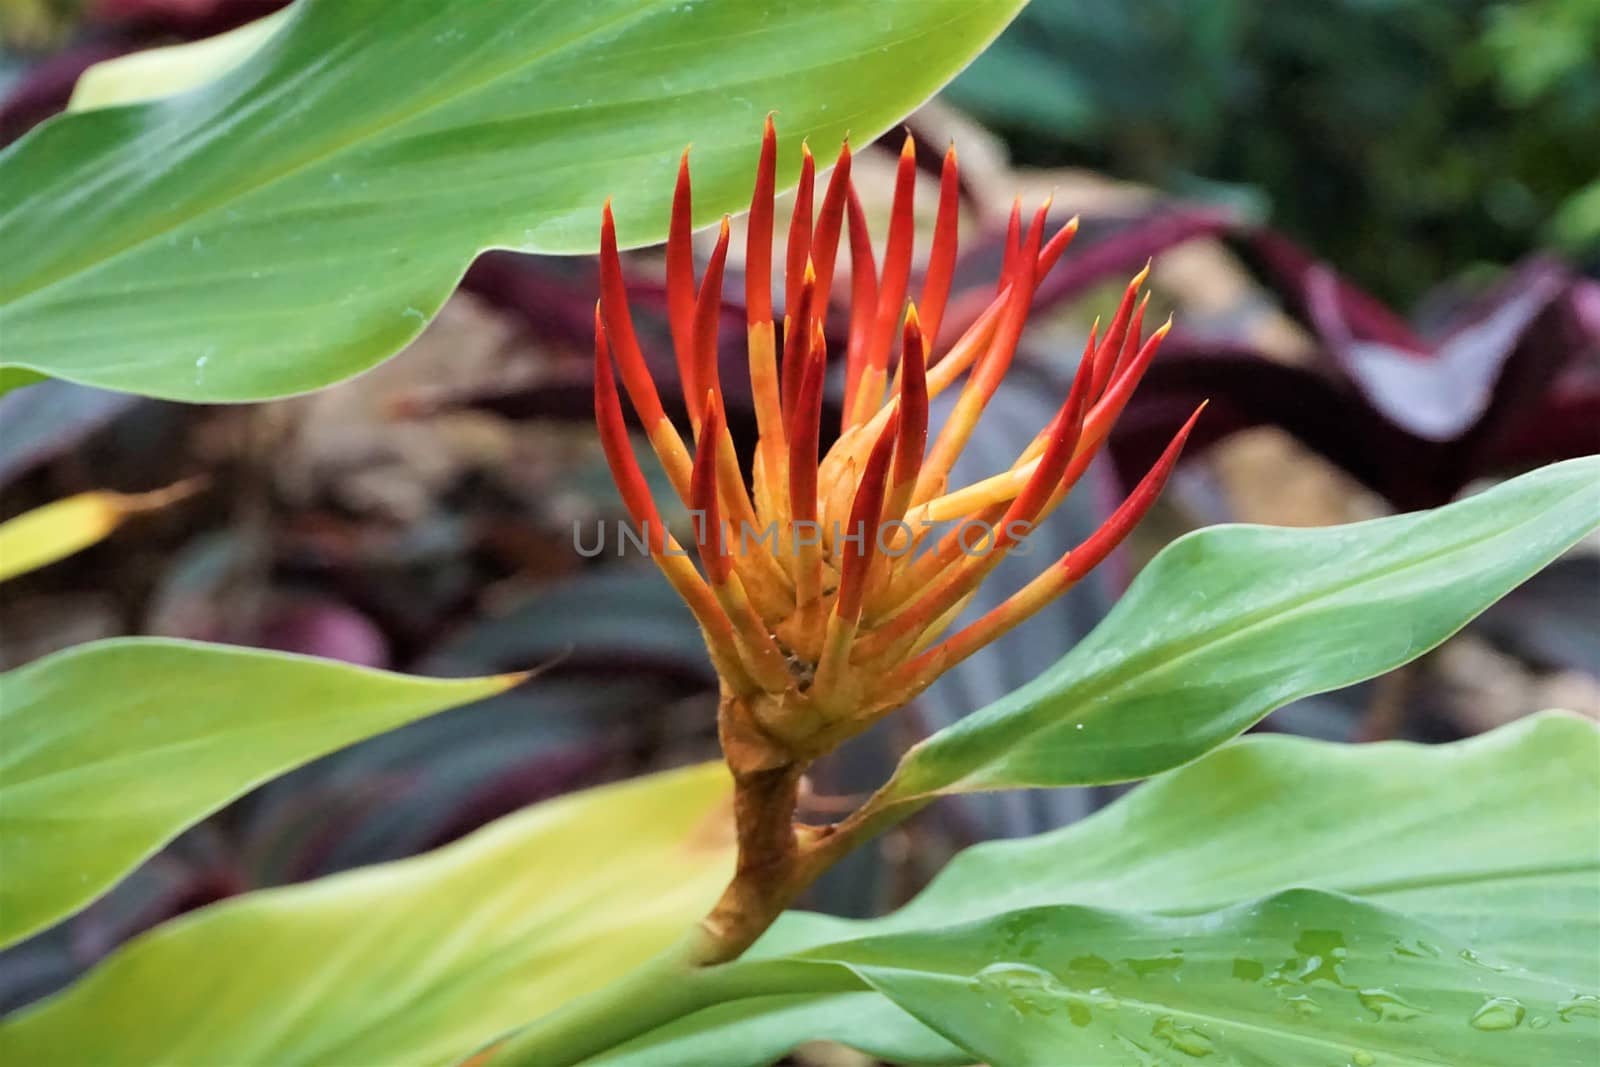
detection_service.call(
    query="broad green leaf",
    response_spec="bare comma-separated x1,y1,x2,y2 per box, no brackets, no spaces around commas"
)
0,481,201,582
886,455,1600,801
779,712,1600,984
0,763,735,1067
0,638,521,949
0,0,1024,401
595,713,1600,1065
68,11,291,111
790,891,1598,1067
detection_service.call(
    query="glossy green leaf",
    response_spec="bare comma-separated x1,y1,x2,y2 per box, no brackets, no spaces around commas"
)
783,712,1600,983
0,638,520,949
0,763,735,1067
595,713,1600,1065
792,891,1598,1067
886,455,1600,801
0,0,1024,401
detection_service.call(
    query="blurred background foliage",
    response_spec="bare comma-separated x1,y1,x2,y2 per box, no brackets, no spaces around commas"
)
943,0,1599,303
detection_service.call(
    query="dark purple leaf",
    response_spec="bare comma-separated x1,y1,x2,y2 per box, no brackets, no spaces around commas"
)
1230,228,1425,351
1340,257,1571,441
87,0,287,36
0,43,123,147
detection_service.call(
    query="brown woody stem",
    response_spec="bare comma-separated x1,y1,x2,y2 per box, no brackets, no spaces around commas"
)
692,687,932,965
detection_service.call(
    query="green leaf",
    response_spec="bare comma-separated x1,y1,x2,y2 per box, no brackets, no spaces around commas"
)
791,890,1599,1067
0,0,1024,402
783,712,1600,984
0,763,735,1067
0,638,520,949
886,455,1600,801
596,713,1600,1065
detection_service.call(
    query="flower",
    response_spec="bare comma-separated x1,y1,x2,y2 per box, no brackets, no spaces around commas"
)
594,118,1201,772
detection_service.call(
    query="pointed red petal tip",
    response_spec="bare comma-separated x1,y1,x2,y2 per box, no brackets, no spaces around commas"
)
893,305,928,490
998,198,1023,289
781,257,818,422
593,303,662,540
1065,400,1203,576
1091,261,1150,398
1037,213,1080,278
599,199,665,426
835,412,900,622
810,139,853,310
1080,317,1101,382
1003,338,1095,540
968,199,1048,398
691,395,730,583
847,130,918,425
1113,292,1150,381
666,148,696,371
689,216,731,426
785,141,816,311
746,115,778,326
917,144,961,351
877,134,919,365
842,186,879,421
1087,314,1172,442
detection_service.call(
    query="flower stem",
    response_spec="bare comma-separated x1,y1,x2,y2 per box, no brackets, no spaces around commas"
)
488,692,934,1065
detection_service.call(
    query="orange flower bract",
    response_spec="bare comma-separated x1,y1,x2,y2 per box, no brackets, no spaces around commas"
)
594,118,1201,766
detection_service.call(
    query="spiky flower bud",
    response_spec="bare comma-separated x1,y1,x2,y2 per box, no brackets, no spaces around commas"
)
594,118,1200,777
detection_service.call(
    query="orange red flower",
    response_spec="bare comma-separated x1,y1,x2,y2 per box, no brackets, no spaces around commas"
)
594,118,1201,758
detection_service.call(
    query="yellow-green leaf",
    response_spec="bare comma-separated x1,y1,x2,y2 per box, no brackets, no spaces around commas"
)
0,481,201,582
0,638,522,949
0,763,734,1067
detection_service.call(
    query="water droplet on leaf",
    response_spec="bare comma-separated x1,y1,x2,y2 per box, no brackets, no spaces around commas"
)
973,963,1066,1019
1458,948,1508,972
1390,938,1440,960
1283,993,1321,1017
1358,988,1427,1022
1469,996,1526,1031
1558,993,1599,1022
1152,1015,1213,1057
